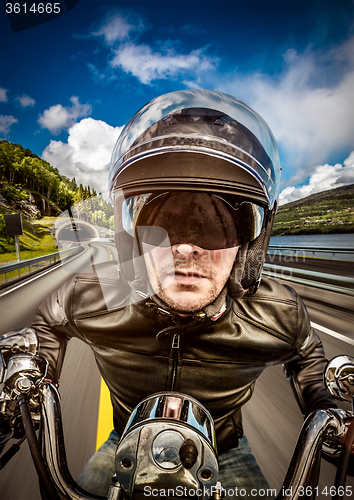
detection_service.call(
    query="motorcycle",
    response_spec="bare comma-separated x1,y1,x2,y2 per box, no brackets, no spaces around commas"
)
0,328,353,500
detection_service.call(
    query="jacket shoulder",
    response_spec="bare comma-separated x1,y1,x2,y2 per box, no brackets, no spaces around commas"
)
232,277,310,349
36,261,132,324
71,261,134,317
253,276,301,303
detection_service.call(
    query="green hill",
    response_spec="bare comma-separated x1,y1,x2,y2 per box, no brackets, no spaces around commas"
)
0,140,113,256
1,140,353,246
0,139,97,214
273,184,354,236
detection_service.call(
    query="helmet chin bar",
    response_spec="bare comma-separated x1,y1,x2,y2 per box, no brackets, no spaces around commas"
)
114,392,220,500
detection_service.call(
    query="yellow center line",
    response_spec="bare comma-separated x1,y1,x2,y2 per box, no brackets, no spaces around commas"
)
93,243,115,449
95,243,114,261
96,378,114,450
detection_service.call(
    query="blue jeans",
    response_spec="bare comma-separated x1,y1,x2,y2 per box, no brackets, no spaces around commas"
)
76,430,273,499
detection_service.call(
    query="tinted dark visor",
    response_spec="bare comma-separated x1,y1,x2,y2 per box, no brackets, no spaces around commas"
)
122,192,265,250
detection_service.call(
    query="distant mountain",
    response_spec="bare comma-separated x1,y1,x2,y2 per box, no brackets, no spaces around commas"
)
273,184,354,236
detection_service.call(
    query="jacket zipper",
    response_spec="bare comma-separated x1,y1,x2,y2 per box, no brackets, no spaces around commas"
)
170,333,180,390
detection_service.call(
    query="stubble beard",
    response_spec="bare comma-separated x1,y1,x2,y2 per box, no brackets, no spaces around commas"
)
154,258,224,313
156,284,221,313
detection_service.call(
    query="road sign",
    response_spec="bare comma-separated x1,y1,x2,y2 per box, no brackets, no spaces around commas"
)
4,213,23,236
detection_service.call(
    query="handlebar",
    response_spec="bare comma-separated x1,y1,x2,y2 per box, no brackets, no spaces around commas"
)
40,383,105,500
0,336,353,500
28,384,354,500
276,409,349,500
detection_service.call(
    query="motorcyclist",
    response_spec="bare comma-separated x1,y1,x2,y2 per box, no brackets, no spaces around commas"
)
30,89,336,498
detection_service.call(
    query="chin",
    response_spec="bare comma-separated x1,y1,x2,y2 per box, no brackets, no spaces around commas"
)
158,290,212,313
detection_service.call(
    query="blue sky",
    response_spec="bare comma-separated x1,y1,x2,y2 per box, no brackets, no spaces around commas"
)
0,0,353,204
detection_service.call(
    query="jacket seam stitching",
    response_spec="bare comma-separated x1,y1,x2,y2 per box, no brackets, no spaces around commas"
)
99,346,171,358
71,276,95,339
69,275,78,324
296,294,300,348
73,307,127,320
232,305,297,347
181,357,270,365
240,297,297,305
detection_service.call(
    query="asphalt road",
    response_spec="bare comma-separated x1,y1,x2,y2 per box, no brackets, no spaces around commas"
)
0,248,353,499
243,298,354,498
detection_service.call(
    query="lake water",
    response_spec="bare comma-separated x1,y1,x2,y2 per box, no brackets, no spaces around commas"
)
270,233,354,248
269,233,354,261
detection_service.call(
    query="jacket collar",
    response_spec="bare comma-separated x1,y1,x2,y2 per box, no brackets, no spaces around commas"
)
134,286,229,323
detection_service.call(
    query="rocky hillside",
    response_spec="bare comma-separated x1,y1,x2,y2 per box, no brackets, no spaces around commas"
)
273,184,354,236
0,183,60,220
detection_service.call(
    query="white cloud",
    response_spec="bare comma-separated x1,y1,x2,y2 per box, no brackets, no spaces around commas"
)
87,63,107,82
0,115,18,135
93,13,140,45
217,37,354,173
0,88,8,102
110,42,216,84
42,117,123,194
16,94,35,107
38,96,92,134
279,151,354,205
87,12,216,85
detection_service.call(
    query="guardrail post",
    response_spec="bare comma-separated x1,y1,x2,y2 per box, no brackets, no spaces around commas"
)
0,247,84,288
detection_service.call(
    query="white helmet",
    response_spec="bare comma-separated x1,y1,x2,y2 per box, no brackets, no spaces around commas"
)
109,89,281,298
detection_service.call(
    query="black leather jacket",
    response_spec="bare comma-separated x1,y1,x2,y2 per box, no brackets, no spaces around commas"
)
31,262,335,453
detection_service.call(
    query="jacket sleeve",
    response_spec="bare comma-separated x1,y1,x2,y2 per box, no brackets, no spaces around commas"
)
282,290,337,415
31,276,81,385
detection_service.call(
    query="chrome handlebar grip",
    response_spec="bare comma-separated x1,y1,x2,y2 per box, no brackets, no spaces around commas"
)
40,383,104,500
0,328,38,383
325,355,354,403
0,352,47,436
276,408,349,500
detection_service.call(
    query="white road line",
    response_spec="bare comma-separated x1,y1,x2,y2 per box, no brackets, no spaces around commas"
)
0,262,63,297
0,248,88,298
311,321,354,347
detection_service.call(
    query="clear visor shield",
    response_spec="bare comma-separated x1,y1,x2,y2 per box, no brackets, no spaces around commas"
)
121,192,265,249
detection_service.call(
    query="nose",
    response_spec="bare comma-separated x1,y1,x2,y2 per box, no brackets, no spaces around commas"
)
173,244,205,258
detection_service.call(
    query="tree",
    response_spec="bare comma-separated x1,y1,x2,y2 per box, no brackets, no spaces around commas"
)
0,140,95,213
91,210,108,227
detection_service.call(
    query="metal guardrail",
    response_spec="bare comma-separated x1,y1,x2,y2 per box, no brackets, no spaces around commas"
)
0,247,83,286
0,243,352,295
268,245,354,260
262,263,354,296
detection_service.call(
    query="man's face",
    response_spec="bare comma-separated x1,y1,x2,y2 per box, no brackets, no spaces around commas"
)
144,243,238,313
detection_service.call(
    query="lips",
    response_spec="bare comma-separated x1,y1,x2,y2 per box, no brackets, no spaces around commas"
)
173,269,208,285
175,270,206,278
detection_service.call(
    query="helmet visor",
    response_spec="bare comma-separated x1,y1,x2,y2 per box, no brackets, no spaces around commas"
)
120,191,265,251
